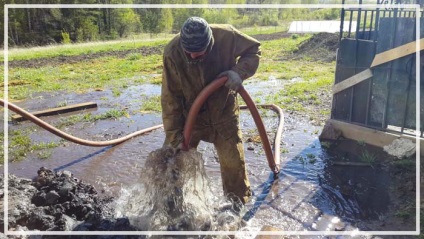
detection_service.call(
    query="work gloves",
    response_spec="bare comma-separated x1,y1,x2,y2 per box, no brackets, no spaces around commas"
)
218,70,243,91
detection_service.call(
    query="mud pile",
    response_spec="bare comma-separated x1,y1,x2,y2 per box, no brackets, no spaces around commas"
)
1,149,243,238
1,167,138,238
285,32,339,62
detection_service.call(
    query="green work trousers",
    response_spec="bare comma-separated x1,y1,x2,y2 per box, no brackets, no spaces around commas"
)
189,120,252,204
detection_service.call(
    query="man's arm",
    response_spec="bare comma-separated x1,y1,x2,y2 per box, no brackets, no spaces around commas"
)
161,56,185,148
231,28,261,80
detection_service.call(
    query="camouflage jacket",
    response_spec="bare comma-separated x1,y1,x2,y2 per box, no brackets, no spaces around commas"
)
161,24,261,147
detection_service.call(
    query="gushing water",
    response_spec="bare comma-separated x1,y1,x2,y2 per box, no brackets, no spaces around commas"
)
114,147,243,232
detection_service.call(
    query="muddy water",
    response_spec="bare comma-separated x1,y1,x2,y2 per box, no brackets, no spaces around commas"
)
2,81,412,235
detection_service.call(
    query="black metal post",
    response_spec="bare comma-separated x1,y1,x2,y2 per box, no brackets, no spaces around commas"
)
348,10,354,38
363,10,368,39
340,0,346,42
369,10,375,40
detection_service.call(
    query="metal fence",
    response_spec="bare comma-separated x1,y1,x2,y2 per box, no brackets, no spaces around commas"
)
332,0,423,137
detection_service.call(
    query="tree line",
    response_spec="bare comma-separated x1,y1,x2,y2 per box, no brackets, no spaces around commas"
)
2,0,343,47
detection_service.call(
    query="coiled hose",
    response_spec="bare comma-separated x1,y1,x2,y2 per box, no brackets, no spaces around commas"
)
1,77,283,176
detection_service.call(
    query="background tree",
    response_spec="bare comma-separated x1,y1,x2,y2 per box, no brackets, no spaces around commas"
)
1,0,348,47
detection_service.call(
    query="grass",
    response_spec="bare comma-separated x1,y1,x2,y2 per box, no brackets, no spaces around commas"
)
256,34,335,110
262,71,333,113
359,150,377,166
3,54,163,100
240,24,290,36
140,95,162,112
0,129,62,163
56,109,129,129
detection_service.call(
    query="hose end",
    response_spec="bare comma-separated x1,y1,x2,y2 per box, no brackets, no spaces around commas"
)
272,166,280,180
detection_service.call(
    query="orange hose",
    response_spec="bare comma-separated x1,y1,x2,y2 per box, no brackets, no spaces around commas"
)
1,78,284,176
0,99,163,147
182,77,283,175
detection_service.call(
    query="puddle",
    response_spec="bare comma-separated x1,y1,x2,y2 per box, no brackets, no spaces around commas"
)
243,77,289,97
1,81,417,235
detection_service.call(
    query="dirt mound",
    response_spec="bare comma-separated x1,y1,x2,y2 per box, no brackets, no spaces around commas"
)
2,167,139,237
284,32,339,62
8,46,164,69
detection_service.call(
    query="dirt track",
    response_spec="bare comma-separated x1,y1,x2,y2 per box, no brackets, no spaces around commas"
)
7,32,302,69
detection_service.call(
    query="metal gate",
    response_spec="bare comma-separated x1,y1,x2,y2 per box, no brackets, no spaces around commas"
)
332,0,423,137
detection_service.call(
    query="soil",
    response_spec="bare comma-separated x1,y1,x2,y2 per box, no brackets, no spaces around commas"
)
282,32,339,62
8,46,164,69
1,168,141,238
320,138,421,234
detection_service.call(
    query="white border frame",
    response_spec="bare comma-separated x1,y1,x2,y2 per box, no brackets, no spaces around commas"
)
3,3,421,237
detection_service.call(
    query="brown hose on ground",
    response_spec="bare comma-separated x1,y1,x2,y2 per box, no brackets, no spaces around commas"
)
2,77,283,176
240,104,284,172
182,77,283,176
0,99,163,147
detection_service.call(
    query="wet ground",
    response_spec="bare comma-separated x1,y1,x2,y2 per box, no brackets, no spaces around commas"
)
0,77,418,237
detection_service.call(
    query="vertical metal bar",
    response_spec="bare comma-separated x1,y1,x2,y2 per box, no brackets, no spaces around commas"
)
356,5,362,40
339,0,346,42
363,10,368,37
374,7,380,42
382,8,399,129
348,10,354,38
369,10,375,40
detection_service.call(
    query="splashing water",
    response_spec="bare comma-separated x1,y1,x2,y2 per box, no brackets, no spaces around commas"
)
114,147,244,233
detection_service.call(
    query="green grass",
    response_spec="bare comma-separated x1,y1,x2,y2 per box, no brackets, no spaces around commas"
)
257,35,334,96
261,71,333,113
0,129,62,163
260,34,312,59
240,25,290,36
3,54,162,100
140,95,162,112
56,109,129,129
359,150,377,166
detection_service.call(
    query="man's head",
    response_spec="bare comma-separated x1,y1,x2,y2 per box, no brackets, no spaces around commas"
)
180,17,212,59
